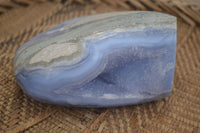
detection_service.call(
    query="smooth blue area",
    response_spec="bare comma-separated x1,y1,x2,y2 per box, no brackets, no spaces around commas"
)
16,27,176,107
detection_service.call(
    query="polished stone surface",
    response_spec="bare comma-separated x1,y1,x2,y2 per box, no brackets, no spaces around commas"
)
14,11,177,107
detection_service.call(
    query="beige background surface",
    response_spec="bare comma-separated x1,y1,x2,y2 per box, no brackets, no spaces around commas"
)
0,0,200,132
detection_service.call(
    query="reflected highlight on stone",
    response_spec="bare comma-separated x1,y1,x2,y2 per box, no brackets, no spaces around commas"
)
14,11,177,107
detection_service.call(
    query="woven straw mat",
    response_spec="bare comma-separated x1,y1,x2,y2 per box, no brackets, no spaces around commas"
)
0,0,200,133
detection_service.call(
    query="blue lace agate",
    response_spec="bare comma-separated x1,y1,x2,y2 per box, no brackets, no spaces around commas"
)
14,11,177,107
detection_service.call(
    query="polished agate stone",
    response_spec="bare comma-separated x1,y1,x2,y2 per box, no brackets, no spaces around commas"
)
14,11,177,107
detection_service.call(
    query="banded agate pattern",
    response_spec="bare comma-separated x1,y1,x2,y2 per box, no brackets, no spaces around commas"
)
14,11,177,107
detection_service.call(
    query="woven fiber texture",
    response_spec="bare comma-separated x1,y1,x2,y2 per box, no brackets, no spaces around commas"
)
0,0,200,132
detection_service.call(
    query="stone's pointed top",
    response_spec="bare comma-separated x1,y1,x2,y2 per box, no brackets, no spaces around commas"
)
14,11,176,74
